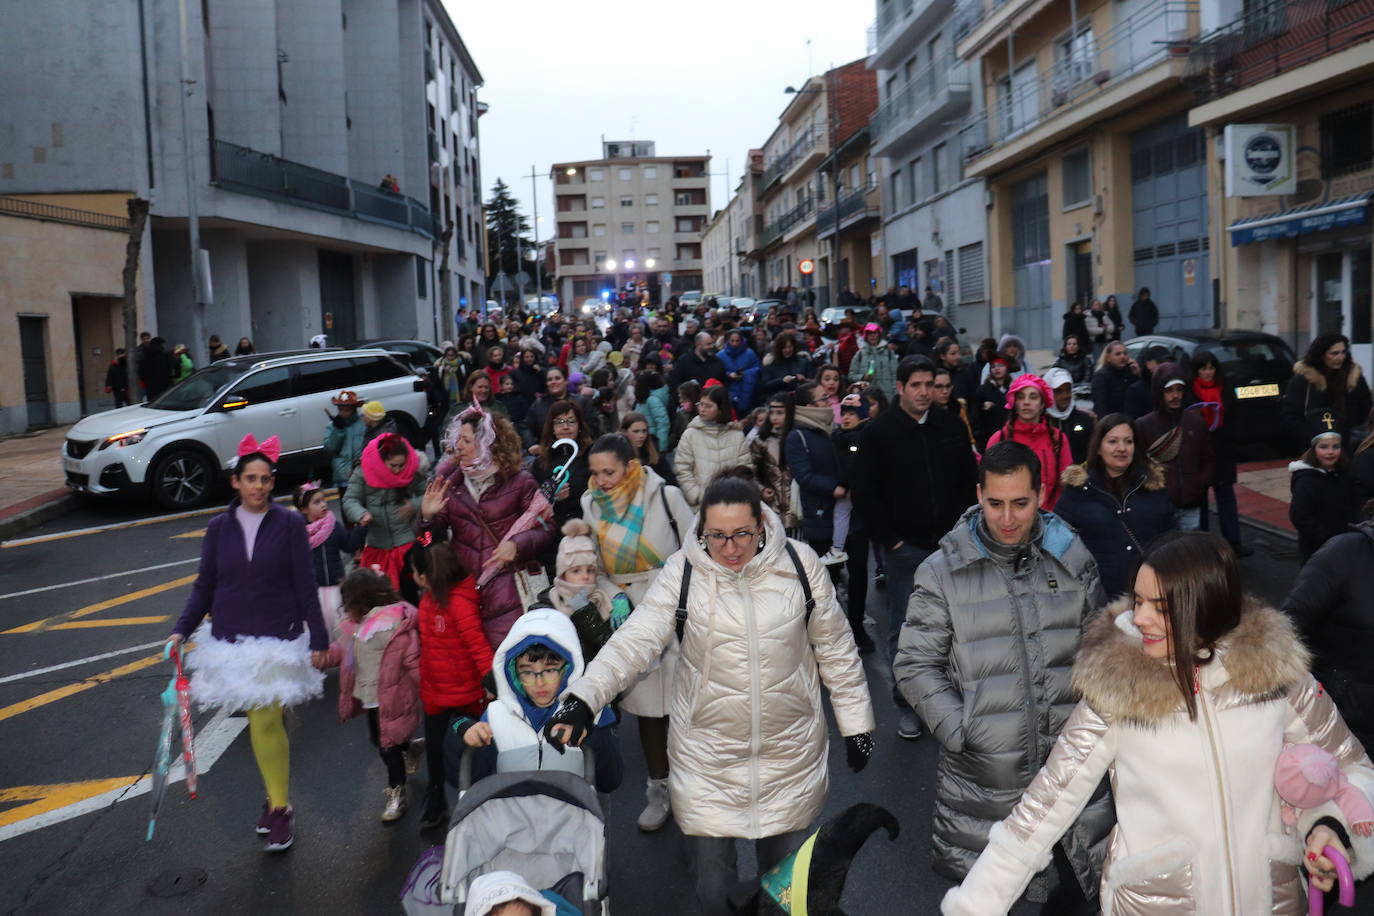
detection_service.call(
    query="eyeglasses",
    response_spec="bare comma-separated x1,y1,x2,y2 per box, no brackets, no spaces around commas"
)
811,396,830,407
553,417,579,428
516,665,566,683
702,529,761,547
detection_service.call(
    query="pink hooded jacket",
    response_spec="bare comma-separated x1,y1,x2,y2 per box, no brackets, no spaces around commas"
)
985,374,1072,510
326,602,421,749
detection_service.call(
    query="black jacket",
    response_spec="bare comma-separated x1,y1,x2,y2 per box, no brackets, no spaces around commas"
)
1053,351,1092,384
1289,462,1356,564
1048,407,1096,465
310,521,368,587
759,353,814,395
1281,359,1373,449
1053,463,1176,598
851,404,977,550
974,380,1009,449
1353,446,1374,508
1128,296,1158,335
1061,311,1089,346
668,348,727,394
1091,364,1137,417
785,423,839,546
1282,521,1374,747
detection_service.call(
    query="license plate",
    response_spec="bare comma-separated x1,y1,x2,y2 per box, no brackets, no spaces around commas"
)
63,457,81,473
1235,383,1280,399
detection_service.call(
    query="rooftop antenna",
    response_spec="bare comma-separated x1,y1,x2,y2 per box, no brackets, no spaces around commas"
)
806,38,813,78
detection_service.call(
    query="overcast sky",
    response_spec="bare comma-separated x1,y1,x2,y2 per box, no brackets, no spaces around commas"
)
444,0,875,239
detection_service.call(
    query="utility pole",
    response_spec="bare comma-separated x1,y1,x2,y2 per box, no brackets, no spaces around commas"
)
527,165,544,307
177,0,208,366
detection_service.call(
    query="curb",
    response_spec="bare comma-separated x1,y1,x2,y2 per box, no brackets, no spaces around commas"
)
1239,514,1297,543
0,488,78,540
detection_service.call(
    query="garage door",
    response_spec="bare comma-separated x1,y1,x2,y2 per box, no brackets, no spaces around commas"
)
1011,173,1053,348
1131,115,1211,331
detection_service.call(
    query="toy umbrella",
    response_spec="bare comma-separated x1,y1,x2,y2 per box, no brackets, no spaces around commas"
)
172,644,198,799
475,437,579,588
145,660,178,841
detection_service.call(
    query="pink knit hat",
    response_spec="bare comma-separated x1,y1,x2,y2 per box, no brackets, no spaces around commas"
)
1274,742,1374,828
1004,373,1054,411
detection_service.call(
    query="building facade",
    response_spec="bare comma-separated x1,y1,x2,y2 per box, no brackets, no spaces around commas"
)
869,0,992,339
702,152,764,298
1186,0,1374,369
1,0,483,395
953,0,1207,349
817,66,882,309
551,142,710,310
757,77,831,307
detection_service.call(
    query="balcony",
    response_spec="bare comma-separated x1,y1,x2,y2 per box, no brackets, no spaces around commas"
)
816,186,882,238
957,1,1199,176
209,139,437,239
871,56,973,157
1184,0,1374,108
870,0,958,70
757,197,818,250
761,127,824,191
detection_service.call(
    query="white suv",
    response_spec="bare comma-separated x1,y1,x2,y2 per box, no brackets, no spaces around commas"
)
63,349,429,509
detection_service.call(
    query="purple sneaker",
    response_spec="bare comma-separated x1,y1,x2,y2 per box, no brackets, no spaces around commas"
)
255,801,272,835
263,806,294,852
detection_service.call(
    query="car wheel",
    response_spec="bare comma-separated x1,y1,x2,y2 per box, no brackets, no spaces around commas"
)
151,448,215,510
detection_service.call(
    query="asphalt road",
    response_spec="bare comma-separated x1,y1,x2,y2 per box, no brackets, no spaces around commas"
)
0,496,1364,915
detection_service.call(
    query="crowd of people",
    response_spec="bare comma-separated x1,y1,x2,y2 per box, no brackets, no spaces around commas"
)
163,295,1374,915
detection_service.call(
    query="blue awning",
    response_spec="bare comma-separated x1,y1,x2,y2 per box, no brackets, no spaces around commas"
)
1228,192,1372,246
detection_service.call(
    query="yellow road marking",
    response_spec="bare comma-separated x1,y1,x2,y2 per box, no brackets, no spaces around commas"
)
0,777,144,828
2,575,196,635
171,530,206,539
50,616,172,630
0,653,164,722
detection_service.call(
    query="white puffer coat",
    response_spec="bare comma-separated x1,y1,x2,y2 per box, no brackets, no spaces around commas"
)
568,508,875,838
672,416,750,508
943,598,1374,916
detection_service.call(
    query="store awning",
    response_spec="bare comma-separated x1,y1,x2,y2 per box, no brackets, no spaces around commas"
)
1228,192,1372,246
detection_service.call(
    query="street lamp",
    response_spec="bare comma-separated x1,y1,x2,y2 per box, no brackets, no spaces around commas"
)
625,258,636,270
785,75,841,311
646,258,656,269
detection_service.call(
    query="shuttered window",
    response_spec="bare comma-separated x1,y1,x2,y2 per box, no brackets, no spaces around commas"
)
958,242,985,304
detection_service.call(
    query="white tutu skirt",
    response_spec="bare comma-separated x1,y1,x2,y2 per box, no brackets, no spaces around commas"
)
186,625,324,711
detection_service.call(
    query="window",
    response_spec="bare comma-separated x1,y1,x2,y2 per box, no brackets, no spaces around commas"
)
1062,146,1092,208
559,248,589,266
643,166,657,179
592,223,607,237
999,61,1040,137
958,242,986,303
347,356,410,386
620,195,634,207
885,74,899,104
908,157,922,202
926,34,942,94
849,164,860,191
593,251,608,269
1010,173,1050,267
292,360,355,397
588,168,605,181
621,221,635,234
646,221,660,233
1056,22,1096,85
647,247,660,259
618,168,633,180
932,143,946,194
676,243,701,260
622,249,637,263
591,197,605,208
645,193,659,206
675,193,692,206
676,217,697,232
890,167,904,210
1322,102,1374,179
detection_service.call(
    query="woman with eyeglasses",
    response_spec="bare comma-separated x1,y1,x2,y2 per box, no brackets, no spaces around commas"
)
532,400,595,570
545,474,875,915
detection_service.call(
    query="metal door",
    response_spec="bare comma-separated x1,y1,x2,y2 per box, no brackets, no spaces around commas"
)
1131,115,1210,330
1011,174,1053,347
19,316,52,428
318,251,356,346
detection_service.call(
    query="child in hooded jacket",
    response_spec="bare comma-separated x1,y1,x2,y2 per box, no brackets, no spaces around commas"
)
530,519,632,664
294,482,367,640
1290,429,1358,564
325,568,422,823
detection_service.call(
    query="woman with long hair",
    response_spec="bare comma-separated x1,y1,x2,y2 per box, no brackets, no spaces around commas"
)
1283,332,1373,449
816,363,844,424
419,406,553,648
474,323,501,368
621,321,647,372
673,385,750,509
760,331,812,397
1054,413,1177,598
578,433,695,832
632,368,671,453
944,532,1374,915
461,369,507,418
751,393,797,531
985,374,1072,509
1052,334,1092,384
620,410,676,485
342,432,427,586
1289,429,1356,564
533,400,596,566
435,344,473,419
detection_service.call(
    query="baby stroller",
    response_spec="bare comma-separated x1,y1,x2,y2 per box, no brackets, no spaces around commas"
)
439,750,609,914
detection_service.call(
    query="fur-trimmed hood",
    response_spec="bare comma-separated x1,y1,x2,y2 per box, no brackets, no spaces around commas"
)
1060,460,1166,492
1295,358,1365,393
1072,597,1310,726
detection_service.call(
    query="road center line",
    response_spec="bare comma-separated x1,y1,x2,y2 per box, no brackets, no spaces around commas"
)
0,640,166,685
0,652,165,721
0,558,199,602
2,575,197,635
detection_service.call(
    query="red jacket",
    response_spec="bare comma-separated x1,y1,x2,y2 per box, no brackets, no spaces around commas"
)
837,333,859,376
484,364,511,393
418,578,493,715
326,603,421,749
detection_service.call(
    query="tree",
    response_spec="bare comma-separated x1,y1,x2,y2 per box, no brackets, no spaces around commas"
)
485,179,532,299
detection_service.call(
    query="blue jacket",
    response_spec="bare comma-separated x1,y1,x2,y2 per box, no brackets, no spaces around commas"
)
718,344,762,413
636,385,672,453
174,501,330,651
785,418,840,545
323,414,367,488
1053,462,1176,599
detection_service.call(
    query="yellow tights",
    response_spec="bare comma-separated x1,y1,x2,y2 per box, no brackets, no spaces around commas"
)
246,705,290,809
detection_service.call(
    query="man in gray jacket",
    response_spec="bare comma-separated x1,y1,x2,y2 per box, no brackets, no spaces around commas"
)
894,441,1112,912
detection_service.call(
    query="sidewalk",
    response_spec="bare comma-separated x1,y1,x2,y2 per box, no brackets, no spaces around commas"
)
0,425,75,538
1233,459,1295,538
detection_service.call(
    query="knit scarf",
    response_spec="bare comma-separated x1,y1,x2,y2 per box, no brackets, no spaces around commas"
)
591,462,664,576
360,434,418,489
306,510,336,549
792,404,834,435
452,403,499,485
551,577,613,621
1192,377,1224,431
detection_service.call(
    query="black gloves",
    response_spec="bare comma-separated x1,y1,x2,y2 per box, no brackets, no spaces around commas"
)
846,732,875,773
330,414,346,428
543,695,594,754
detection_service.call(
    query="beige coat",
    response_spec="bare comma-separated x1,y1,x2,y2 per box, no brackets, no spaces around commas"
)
568,508,875,839
943,598,1374,916
672,416,750,508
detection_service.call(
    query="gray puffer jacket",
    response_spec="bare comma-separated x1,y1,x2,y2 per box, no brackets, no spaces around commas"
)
894,506,1113,901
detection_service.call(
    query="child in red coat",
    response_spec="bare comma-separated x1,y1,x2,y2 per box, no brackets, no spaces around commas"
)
409,536,493,830
326,568,421,824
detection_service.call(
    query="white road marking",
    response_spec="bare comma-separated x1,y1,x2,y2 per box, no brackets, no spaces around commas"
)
0,707,247,842
0,559,199,602
0,504,227,548
0,640,167,686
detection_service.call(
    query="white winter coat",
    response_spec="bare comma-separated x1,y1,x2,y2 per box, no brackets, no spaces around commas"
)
672,417,750,508
568,508,875,838
943,598,1374,916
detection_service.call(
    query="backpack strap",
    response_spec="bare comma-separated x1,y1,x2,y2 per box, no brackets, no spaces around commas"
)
660,483,681,548
674,560,694,642
674,541,815,642
785,541,817,627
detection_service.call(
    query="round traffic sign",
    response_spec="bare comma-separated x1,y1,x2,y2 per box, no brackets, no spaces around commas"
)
799,259,815,275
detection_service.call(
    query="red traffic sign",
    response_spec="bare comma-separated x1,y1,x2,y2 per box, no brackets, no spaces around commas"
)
799,259,815,275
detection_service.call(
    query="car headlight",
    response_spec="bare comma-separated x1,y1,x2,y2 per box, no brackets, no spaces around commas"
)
100,428,148,449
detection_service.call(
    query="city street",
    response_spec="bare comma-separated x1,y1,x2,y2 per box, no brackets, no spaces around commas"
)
0,496,1353,915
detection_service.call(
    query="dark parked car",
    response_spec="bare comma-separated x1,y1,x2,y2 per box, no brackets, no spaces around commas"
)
1123,329,1295,447
350,339,444,374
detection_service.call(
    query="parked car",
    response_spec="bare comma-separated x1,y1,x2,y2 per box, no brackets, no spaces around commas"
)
819,305,875,337
729,297,758,316
751,298,784,320
678,290,704,308
63,349,430,510
352,338,443,373
1122,329,1296,447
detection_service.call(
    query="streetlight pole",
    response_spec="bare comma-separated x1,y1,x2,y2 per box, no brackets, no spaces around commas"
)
527,165,543,307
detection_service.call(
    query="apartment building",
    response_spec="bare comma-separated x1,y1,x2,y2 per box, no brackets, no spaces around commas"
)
0,0,483,398
1185,0,1374,367
952,0,1206,348
817,68,883,305
702,151,764,298
551,142,710,309
868,0,991,338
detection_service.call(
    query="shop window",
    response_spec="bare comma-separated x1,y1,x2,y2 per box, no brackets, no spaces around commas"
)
1322,102,1374,178
1062,146,1092,209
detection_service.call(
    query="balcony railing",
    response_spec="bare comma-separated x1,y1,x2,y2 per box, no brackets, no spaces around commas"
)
211,139,437,239
816,186,880,234
760,197,817,247
875,0,915,40
761,128,821,190
1183,0,1374,105
872,54,971,143
957,0,1199,163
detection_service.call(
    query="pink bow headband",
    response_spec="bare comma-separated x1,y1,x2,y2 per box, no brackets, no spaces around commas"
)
237,433,281,464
